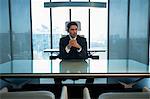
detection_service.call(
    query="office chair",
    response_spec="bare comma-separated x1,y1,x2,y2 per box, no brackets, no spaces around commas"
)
82,86,150,99
0,90,55,99
0,86,69,99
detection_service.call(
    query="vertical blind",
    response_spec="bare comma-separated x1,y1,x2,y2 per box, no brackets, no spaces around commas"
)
109,0,149,65
0,0,32,63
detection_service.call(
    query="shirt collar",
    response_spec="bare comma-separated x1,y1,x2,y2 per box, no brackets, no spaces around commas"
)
69,35,77,40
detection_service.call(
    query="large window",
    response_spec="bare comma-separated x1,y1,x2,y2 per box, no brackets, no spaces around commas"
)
32,0,50,59
52,7,69,49
32,0,108,59
71,7,89,46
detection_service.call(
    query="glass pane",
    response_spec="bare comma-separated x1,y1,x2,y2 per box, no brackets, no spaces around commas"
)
129,0,149,64
32,0,50,59
11,0,32,60
71,7,89,46
90,4,108,49
71,0,89,43
71,0,88,1
91,0,107,2
90,0,108,59
51,0,68,1
109,0,128,59
52,7,69,49
0,0,11,63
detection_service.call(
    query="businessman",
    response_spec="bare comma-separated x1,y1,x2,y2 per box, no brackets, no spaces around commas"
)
59,22,88,59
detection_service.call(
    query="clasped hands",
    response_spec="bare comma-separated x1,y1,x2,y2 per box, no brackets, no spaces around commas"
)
68,39,80,49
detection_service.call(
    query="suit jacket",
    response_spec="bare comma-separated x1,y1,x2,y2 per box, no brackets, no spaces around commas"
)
59,35,88,59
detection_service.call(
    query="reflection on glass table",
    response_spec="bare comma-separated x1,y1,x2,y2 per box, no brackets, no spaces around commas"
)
60,59,89,73
0,59,149,74
108,59,149,73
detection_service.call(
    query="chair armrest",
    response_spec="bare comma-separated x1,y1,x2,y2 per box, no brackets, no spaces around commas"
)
83,87,91,99
60,86,68,99
143,86,150,92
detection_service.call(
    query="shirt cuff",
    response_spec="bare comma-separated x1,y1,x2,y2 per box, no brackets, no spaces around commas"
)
77,46,82,52
65,45,71,53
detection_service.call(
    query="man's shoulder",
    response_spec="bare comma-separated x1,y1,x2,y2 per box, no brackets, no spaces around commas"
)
60,35,69,40
77,35,86,40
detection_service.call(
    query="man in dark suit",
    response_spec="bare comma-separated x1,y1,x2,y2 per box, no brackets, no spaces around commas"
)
56,22,92,84
59,22,88,59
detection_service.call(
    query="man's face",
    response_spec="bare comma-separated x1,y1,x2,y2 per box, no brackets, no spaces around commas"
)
68,25,78,38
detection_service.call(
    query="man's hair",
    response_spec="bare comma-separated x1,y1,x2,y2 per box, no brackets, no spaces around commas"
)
67,22,78,32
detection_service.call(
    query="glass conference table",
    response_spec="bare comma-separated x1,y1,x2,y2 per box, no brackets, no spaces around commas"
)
0,59,150,78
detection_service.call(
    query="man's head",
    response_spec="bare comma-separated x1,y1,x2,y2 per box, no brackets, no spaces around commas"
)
67,22,78,38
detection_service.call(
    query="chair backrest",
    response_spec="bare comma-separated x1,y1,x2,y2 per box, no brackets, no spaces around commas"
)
98,87,150,99
98,92,150,99
0,91,55,99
